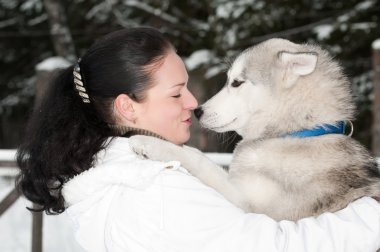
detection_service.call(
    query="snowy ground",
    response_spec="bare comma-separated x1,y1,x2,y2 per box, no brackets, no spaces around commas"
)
0,177,85,252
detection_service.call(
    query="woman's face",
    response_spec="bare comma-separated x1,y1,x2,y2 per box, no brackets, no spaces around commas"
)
134,50,198,145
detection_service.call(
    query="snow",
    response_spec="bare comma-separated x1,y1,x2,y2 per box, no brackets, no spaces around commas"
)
337,1,375,25
352,71,373,102
231,6,246,19
205,152,233,165
225,25,237,46
372,39,380,50
86,2,110,20
0,177,85,252
123,0,179,24
313,24,334,40
35,57,71,72
20,0,43,12
351,22,376,31
337,14,349,23
205,65,226,79
0,151,82,251
0,76,34,112
0,18,18,29
216,3,233,18
184,49,213,71
184,48,228,78
215,0,253,19
313,21,375,40
0,0,17,9
355,0,375,10
0,149,16,160
0,95,20,108
27,14,48,26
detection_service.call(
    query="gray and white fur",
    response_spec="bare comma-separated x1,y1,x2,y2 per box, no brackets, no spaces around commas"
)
130,38,380,221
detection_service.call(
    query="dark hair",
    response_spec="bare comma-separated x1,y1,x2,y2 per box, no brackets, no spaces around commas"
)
16,27,173,214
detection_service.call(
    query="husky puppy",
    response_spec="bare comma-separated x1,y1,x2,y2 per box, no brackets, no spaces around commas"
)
130,38,380,221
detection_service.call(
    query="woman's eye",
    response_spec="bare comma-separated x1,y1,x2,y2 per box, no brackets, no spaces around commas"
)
172,94,181,98
231,80,244,87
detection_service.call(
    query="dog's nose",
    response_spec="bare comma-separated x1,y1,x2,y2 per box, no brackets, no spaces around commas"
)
194,107,204,119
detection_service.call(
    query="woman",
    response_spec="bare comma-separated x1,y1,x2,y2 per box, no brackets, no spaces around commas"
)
17,27,380,252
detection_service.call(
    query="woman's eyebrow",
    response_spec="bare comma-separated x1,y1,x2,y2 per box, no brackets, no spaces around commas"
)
170,82,186,88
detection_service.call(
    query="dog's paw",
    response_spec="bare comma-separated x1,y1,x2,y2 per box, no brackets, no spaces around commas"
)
183,145,204,155
128,135,152,159
129,135,172,161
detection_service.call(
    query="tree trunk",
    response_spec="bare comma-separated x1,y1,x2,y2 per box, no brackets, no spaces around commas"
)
42,0,76,61
372,40,380,156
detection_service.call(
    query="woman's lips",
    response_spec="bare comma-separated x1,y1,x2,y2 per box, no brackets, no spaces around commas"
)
183,118,192,125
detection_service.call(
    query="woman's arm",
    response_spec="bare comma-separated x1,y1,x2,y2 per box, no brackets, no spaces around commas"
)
112,167,380,252
277,197,380,251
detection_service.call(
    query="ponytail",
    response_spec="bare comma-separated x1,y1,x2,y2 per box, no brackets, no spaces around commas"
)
16,67,112,214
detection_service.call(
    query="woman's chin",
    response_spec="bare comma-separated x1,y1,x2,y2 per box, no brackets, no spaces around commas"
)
168,132,190,145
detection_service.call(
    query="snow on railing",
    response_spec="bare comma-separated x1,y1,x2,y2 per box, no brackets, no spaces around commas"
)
0,149,233,177
1,149,379,177
0,149,16,160
0,149,18,177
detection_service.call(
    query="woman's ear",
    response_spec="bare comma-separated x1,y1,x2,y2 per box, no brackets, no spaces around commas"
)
114,94,137,124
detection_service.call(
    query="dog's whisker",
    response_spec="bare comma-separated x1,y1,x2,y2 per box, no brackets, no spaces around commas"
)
222,132,234,145
215,131,239,151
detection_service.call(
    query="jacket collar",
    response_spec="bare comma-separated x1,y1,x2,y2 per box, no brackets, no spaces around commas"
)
62,137,180,206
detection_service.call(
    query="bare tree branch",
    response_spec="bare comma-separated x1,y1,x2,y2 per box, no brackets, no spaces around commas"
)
0,17,18,29
122,0,179,24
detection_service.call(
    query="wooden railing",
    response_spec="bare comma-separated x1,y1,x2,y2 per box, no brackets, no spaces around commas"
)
0,150,20,218
0,150,43,252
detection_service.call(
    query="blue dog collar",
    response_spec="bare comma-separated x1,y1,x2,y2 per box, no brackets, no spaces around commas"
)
283,121,346,138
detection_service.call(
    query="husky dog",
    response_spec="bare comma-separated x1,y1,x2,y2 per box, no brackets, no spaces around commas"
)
130,38,380,221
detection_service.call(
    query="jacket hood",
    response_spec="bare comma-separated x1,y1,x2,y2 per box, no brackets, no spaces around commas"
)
62,137,180,206
61,137,181,252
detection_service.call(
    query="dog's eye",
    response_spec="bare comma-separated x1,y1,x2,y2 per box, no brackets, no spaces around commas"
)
231,80,244,87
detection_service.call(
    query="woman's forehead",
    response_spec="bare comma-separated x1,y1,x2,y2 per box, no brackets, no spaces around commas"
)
152,51,189,88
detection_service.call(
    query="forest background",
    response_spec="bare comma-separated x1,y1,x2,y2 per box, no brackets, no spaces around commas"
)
1,0,380,153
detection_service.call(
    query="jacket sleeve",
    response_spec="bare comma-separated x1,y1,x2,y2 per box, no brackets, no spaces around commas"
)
110,168,380,252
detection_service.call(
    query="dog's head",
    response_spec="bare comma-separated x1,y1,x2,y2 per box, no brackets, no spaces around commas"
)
195,38,355,140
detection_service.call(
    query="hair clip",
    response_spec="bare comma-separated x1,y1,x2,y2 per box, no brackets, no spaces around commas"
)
73,59,90,103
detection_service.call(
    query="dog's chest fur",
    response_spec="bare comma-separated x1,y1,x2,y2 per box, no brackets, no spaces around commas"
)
227,135,380,220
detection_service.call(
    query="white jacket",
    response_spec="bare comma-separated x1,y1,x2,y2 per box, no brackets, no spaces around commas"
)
62,137,380,252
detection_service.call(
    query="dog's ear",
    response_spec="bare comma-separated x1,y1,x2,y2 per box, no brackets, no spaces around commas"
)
277,51,318,88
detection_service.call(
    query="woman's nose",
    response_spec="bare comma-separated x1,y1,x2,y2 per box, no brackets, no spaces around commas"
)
184,89,198,110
